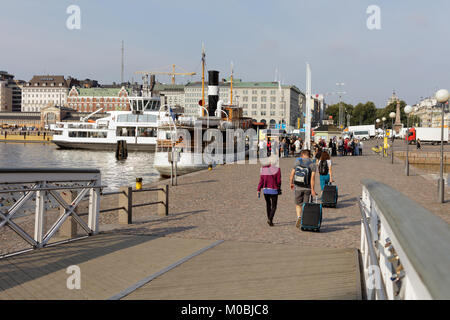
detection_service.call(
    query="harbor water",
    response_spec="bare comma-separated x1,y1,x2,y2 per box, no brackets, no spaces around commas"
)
0,142,161,191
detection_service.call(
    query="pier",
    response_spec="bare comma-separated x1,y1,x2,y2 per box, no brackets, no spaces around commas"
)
0,140,449,300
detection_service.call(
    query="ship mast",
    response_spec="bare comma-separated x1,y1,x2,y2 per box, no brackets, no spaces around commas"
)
230,61,233,105
201,43,206,116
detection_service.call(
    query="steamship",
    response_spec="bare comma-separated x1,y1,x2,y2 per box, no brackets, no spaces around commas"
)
153,49,254,177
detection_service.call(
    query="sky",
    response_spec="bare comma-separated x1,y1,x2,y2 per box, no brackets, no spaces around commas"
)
1,0,449,108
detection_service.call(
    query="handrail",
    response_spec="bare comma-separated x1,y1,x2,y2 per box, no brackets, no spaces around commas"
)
358,199,388,300
361,179,450,299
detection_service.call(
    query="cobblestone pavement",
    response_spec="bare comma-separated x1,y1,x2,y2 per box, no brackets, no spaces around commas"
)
2,140,449,255
109,139,449,249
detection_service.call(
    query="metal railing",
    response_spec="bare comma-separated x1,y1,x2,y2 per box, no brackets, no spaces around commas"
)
359,179,450,300
1,168,170,257
100,185,169,224
0,168,101,255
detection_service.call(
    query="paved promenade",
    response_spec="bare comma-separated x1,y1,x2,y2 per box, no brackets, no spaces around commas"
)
1,140,448,299
112,139,449,249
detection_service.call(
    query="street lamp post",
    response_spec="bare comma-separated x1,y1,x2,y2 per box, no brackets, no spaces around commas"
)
389,112,396,164
404,105,413,176
382,117,387,157
435,89,449,203
376,118,381,153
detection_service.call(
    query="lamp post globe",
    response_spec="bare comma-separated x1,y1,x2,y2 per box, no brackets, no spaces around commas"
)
435,89,448,203
436,89,449,103
382,117,386,122
404,105,412,114
389,112,396,119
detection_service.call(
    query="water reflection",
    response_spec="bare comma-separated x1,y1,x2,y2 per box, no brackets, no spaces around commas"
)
0,143,160,191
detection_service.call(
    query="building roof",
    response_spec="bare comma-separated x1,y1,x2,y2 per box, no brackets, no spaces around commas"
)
74,87,131,96
184,80,303,95
153,83,185,91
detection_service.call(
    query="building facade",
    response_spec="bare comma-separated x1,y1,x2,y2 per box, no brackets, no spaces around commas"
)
0,71,24,112
0,80,12,112
66,86,132,112
412,96,450,128
21,75,78,112
157,78,305,129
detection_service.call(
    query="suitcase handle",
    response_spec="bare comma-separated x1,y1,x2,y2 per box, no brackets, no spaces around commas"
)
309,194,319,203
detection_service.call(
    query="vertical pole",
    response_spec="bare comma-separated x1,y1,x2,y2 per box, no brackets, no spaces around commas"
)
201,44,205,117
438,102,445,203
158,184,169,216
171,149,174,186
406,116,410,176
174,148,178,186
34,182,45,246
118,186,132,224
88,177,100,234
391,119,394,164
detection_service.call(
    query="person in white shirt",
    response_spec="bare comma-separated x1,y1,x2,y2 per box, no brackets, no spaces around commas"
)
294,139,301,156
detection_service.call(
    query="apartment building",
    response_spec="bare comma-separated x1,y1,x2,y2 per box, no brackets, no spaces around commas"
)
21,75,79,112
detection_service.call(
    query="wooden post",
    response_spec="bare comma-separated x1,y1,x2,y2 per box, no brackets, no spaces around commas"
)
158,184,169,216
118,186,132,224
59,190,78,238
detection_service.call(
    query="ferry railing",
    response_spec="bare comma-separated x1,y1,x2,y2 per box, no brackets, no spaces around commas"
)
0,168,101,257
99,185,169,224
359,179,450,300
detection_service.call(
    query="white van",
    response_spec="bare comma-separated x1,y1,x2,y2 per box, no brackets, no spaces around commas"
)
352,130,370,140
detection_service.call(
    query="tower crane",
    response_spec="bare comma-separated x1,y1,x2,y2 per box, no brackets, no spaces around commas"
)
135,64,196,85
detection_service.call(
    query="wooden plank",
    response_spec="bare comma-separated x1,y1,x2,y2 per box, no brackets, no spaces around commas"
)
125,241,361,300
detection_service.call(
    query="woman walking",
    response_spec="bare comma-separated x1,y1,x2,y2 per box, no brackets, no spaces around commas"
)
257,157,281,226
318,151,333,191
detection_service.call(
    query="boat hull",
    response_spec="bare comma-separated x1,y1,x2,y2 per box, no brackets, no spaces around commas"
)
52,140,156,151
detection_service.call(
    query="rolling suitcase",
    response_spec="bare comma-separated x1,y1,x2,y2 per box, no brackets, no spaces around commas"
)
322,183,338,208
300,196,322,232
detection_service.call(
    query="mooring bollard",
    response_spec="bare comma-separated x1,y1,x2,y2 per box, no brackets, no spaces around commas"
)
136,177,142,190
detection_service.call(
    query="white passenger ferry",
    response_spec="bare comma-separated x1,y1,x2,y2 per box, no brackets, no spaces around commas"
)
51,96,160,151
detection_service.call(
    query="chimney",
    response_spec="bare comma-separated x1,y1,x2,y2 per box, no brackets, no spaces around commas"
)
208,70,219,116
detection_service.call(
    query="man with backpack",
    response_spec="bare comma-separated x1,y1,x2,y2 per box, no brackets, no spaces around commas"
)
289,149,317,228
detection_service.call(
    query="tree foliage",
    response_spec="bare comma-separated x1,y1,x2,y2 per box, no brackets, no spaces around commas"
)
325,100,421,127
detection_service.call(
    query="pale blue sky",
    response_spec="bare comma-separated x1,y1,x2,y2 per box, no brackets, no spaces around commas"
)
1,0,449,108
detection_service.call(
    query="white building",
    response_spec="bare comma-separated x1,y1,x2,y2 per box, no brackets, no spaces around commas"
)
412,96,450,128
21,75,77,112
159,78,305,129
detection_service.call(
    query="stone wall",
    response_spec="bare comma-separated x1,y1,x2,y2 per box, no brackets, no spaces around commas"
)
394,151,450,164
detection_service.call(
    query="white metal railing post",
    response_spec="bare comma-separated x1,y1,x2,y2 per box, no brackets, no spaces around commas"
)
360,179,450,300
88,176,101,234
34,182,46,246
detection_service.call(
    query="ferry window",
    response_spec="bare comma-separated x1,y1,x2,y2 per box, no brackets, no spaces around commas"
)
138,127,156,137
117,127,136,137
128,114,138,122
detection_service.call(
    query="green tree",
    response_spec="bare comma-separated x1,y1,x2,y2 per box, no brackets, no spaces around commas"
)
352,101,377,125
325,102,353,126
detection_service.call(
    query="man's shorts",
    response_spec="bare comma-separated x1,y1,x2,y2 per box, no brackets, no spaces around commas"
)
295,189,311,205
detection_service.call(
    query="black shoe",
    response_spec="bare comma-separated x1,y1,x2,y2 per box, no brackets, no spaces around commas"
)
269,221,274,226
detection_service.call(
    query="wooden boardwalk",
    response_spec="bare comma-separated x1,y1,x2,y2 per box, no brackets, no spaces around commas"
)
0,233,362,300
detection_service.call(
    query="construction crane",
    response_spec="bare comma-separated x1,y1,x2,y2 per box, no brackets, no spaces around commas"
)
135,64,196,85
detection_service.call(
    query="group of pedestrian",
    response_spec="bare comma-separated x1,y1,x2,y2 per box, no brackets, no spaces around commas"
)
258,136,304,159
337,137,363,156
257,145,334,228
